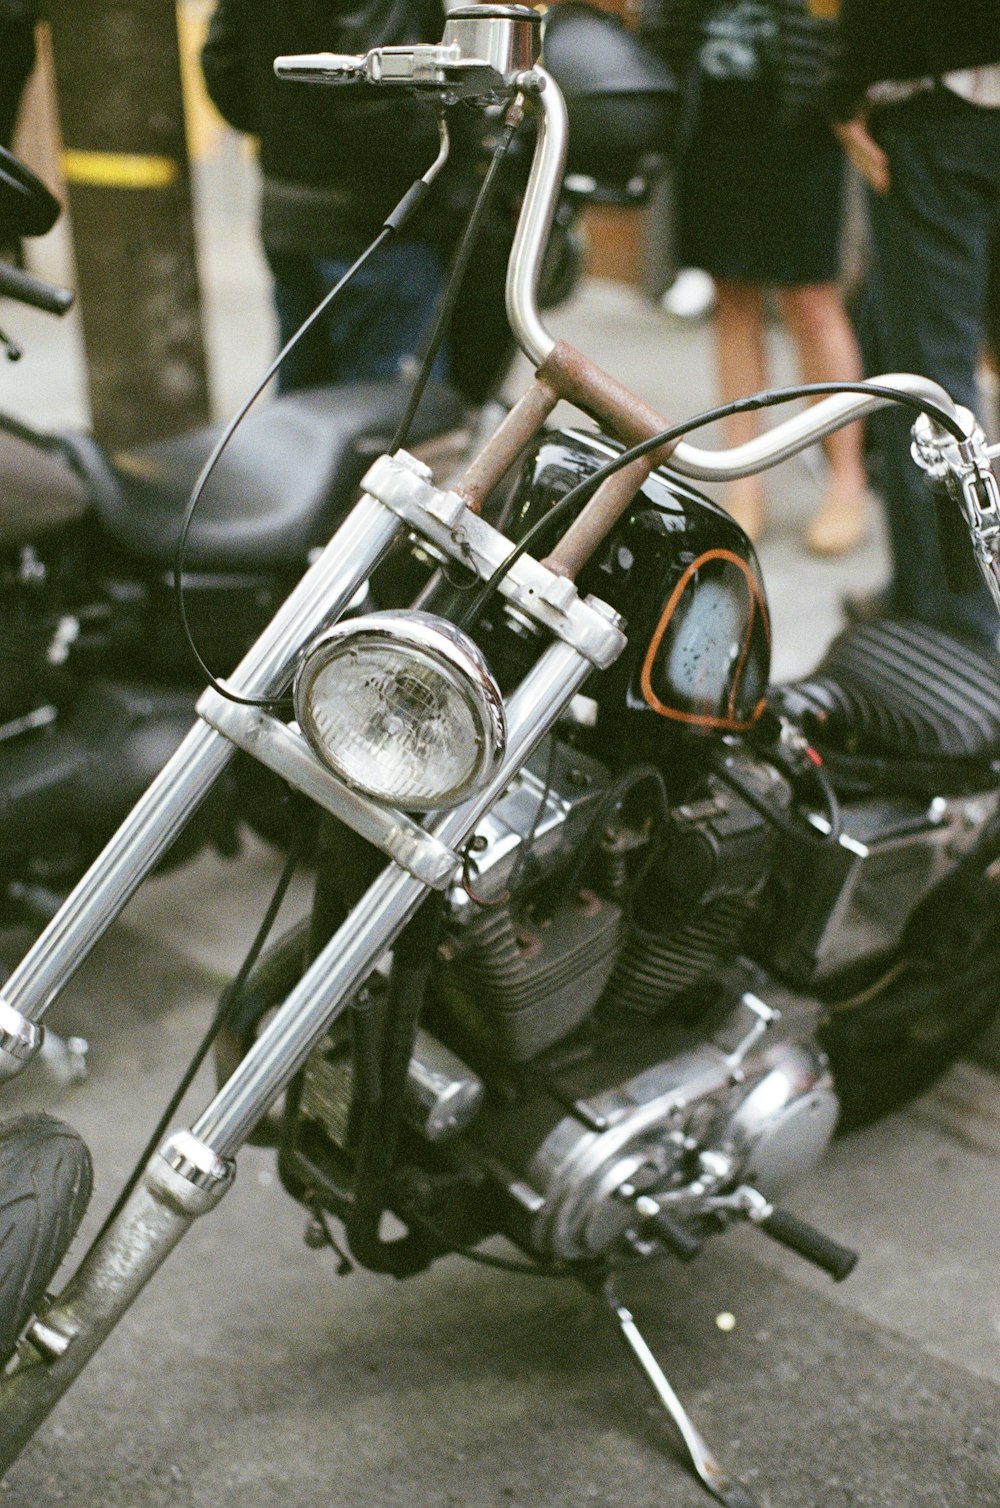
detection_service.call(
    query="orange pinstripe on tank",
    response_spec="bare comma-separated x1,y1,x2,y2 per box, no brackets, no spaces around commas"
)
639,548,770,731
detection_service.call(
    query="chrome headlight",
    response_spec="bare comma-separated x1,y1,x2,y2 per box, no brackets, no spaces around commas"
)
294,611,506,811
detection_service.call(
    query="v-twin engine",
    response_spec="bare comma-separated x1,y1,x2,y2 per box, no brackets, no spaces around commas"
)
289,736,841,1266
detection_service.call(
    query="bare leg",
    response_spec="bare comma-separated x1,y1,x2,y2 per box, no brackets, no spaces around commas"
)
714,279,768,541
778,282,869,555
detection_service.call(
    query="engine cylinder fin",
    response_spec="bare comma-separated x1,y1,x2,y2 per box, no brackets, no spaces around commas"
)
437,894,624,1061
601,896,751,1016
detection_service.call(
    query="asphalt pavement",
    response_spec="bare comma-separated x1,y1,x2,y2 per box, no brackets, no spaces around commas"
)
0,137,998,1507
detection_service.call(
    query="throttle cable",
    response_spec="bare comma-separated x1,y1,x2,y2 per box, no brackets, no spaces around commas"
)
173,103,523,708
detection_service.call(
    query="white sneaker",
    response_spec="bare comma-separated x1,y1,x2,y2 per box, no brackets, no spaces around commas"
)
661,267,716,322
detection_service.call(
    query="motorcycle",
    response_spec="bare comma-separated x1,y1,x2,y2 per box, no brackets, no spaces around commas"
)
2,8,1000,1506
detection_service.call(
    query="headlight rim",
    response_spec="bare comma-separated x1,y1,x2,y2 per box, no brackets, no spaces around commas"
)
293,609,507,812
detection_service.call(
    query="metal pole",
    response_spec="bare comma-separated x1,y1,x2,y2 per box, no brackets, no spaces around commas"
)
45,0,211,448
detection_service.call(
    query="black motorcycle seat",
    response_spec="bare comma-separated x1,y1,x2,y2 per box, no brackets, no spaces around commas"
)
62,380,467,572
780,617,1000,793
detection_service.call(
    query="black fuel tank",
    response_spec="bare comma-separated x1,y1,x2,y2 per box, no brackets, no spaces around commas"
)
507,428,771,748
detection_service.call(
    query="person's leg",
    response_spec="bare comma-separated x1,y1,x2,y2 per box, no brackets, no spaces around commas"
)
316,240,446,385
862,92,1000,643
265,241,445,391
265,249,336,393
0,22,36,152
714,278,768,540
778,281,869,555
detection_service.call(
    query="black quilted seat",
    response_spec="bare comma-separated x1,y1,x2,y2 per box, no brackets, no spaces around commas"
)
60,380,466,573
779,618,1000,793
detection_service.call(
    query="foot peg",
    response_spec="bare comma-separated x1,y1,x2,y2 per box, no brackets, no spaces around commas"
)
733,1186,857,1282
756,1203,857,1281
632,1183,858,1283
598,1279,762,1508
634,1195,704,1262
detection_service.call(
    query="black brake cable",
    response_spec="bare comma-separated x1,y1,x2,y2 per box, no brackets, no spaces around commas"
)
173,100,524,709
457,379,969,632
172,224,397,710
403,1205,576,1277
172,105,461,710
388,101,524,456
404,1205,683,1281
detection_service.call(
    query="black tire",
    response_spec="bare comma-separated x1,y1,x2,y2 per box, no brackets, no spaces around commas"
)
0,1113,93,1362
821,824,1000,1129
213,919,311,1147
823,948,1000,1129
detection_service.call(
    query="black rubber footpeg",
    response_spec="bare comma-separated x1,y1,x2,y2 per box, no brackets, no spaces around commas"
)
650,1207,703,1263
759,1206,858,1281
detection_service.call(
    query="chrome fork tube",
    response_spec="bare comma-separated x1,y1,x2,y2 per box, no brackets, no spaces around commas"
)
194,633,598,1157
0,637,599,1463
0,494,402,1027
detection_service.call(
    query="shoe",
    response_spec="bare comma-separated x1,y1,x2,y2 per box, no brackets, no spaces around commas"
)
661,268,717,322
841,586,897,624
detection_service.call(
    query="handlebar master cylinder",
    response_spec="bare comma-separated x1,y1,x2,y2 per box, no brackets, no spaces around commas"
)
274,4,543,104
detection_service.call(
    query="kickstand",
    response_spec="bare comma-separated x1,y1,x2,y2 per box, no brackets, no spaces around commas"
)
596,1278,761,1508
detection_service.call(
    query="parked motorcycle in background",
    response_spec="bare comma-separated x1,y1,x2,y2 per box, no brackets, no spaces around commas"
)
2,9,1000,1506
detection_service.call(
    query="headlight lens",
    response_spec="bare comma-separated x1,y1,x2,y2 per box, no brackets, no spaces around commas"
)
294,611,506,810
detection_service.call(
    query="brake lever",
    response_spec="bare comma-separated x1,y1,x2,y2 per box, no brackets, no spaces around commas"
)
276,44,542,105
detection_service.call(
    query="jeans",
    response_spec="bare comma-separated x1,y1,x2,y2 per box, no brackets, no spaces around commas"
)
857,87,1000,647
266,238,446,394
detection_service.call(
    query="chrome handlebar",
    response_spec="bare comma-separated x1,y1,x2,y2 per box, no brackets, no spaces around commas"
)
669,373,966,480
274,8,561,365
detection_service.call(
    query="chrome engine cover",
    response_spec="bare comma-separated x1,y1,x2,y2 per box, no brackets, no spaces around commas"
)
521,998,838,1263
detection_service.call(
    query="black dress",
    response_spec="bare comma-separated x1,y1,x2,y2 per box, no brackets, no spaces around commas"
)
675,0,845,286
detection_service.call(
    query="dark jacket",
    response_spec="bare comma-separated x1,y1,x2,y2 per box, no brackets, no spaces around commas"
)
638,0,837,124
0,0,37,151
201,0,452,253
828,0,1000,120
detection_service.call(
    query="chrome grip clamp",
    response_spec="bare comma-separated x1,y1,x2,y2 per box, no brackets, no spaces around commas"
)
912,409,1000,615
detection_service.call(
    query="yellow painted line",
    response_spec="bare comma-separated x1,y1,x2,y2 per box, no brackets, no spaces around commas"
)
61,150,179,190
